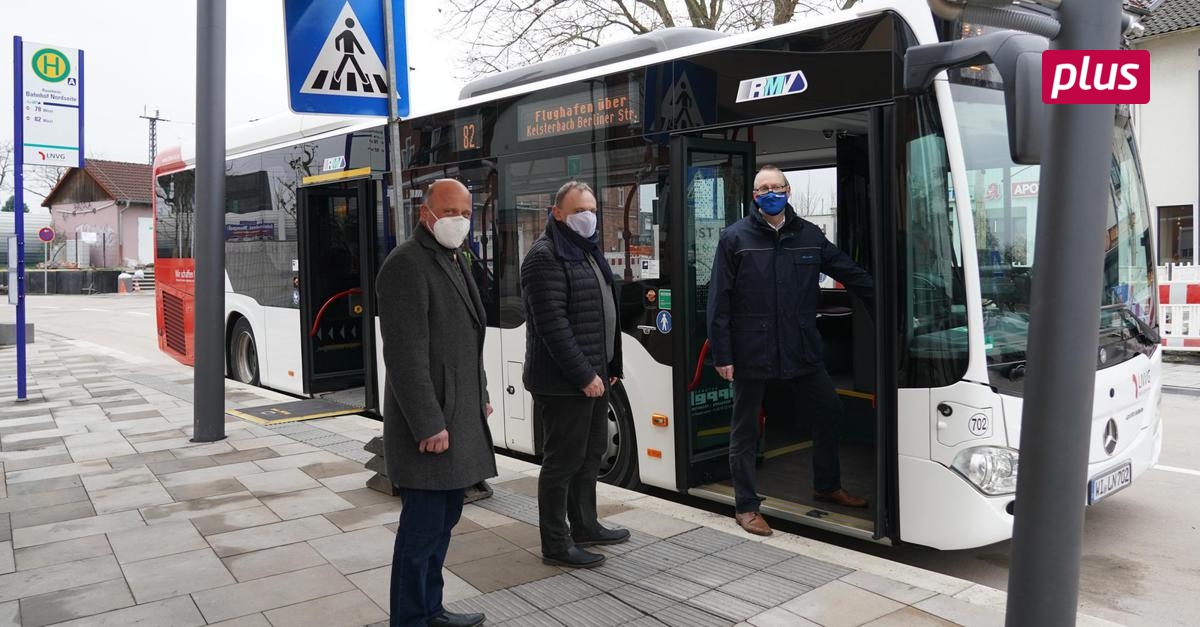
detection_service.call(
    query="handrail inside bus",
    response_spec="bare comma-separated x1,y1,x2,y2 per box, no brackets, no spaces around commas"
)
688,339,711,391
310,288,364,337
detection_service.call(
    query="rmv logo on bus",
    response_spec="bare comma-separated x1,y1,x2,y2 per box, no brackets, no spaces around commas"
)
1042,50,1149,105
736,70,808,103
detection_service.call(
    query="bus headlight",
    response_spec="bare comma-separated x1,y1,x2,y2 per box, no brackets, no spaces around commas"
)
951,446,1019,495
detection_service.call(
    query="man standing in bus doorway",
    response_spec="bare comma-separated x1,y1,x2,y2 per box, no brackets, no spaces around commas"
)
376,179,494,627
708,165,874,537
522,181,630,568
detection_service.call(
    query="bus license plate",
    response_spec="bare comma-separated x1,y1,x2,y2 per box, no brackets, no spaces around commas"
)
1088,462,1132,505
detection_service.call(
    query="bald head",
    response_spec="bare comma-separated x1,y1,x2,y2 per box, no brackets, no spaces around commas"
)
420,179,472,233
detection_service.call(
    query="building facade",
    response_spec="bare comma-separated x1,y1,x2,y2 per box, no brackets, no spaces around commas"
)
1131,0,1200,266
41,159,154,269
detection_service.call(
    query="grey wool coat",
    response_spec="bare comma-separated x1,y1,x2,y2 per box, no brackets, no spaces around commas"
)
375,226,497,491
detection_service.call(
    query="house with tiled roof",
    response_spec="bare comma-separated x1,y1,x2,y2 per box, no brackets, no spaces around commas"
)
41,159,154,268
1129,0,1200,265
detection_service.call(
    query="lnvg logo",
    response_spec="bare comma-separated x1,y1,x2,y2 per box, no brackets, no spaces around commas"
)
1043,50,1149,104
736,70,808,103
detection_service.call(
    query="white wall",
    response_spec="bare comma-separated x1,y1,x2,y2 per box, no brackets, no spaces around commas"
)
1133,28,1200,264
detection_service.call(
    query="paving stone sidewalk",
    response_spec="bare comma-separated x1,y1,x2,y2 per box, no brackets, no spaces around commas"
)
1162,356,1200,390
0,333,1120,626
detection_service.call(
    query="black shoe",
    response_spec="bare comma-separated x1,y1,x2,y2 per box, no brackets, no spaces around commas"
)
572,526,630,547
542,546,606,568
427,610,485,627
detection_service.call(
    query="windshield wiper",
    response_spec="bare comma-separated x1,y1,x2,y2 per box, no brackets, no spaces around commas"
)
1102,303,1160,345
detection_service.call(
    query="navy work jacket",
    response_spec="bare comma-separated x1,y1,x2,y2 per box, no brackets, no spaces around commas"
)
706,206,874,380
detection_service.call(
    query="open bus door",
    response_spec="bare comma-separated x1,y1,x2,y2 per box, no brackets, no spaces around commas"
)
297,180,379,412
670,115,894,542
668,136,757,497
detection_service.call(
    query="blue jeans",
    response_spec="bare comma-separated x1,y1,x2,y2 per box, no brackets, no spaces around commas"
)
390,487,465,627
730,369,843,513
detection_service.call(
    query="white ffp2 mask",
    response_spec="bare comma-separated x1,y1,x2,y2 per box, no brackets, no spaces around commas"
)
431,215,471,249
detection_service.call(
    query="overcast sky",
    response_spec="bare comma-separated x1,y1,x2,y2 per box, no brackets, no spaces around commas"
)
1,0,466,191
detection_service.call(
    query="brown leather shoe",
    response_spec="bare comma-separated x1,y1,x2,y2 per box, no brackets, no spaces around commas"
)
813,488,868,508
735,511,773,536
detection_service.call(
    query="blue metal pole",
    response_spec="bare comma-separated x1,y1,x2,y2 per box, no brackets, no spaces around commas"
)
13,36,27,402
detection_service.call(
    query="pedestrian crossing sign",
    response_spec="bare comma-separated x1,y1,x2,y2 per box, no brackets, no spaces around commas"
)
284,0,410,117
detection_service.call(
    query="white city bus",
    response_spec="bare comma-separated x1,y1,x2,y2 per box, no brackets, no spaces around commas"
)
154,0,1162,549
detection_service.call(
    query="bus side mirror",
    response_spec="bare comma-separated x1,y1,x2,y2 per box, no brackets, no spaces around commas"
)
904,30,1048,165
1011,52,1047,165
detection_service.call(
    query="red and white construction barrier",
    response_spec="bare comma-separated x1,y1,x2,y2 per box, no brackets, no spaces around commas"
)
1159,281,1200,351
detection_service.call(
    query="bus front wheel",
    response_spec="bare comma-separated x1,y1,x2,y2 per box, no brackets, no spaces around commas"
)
228,317,260,386
598,385,639,489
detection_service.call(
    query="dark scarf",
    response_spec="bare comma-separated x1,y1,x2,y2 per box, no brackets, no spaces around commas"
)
548,216,614,284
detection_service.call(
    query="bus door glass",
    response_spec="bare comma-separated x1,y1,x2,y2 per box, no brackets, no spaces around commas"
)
297,181,376,403
669,137,755,487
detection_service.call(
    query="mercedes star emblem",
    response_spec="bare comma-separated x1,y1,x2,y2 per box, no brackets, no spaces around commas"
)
1103,418,1119,455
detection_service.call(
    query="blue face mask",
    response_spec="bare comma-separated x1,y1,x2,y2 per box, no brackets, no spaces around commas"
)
755,191,788,216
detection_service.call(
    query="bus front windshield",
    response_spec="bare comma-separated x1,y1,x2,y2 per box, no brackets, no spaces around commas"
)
951,79,1157,395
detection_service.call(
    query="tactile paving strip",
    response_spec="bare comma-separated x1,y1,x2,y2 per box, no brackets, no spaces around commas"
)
666,555,755,588
608,584,677,614
596,530,658,556
473,489,541,526
496,610,569,627
652,603,734,627
569,568,626,592
624,541,706,571
711,540,795,570
717,571,813,607
545,594,644,627
445,589,538,623
619,617,669,627
632,571,709,602
664,526,747,554
685,590,766,622
594,556,661,584
510,573,604,610
115,373,193,402
764,553,855,587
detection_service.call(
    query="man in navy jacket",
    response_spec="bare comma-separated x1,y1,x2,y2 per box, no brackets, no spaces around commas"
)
707,165,874,536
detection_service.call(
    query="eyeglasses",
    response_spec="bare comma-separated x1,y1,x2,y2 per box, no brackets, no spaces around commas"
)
753,185,789,194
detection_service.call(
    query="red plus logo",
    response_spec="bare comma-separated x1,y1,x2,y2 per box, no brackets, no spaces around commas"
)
1042,50,1150,104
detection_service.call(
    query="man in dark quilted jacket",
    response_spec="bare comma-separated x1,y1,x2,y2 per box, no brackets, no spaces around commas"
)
708,165,874,537
521,180,630,568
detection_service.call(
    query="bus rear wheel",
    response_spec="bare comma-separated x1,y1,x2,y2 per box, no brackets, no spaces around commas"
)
228,317,260,386
598,385,638,489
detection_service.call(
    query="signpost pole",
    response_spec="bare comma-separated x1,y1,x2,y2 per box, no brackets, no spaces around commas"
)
1005,1,1123,625
381,0,408,239
192,0,227,443
12,36,27,402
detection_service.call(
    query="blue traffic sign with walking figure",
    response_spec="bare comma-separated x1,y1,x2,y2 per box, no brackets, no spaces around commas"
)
284,0,409,117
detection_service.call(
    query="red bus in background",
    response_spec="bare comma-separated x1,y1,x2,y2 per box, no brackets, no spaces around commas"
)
153,145,197,366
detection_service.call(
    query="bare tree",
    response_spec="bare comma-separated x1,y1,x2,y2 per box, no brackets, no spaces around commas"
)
0,141,72,202
0,141,13,196
790,178,832,217
444,0,845,78
28,166,69,200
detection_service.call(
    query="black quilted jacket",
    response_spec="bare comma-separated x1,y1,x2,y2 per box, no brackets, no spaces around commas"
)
521,220,623,396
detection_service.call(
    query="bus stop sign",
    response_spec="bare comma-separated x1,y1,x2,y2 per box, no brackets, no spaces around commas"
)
283,0,409,117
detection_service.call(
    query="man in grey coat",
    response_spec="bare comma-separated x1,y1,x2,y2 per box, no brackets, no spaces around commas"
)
377,178,496,627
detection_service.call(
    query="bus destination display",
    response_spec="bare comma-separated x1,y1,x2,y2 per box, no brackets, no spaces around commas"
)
518,84,640,142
